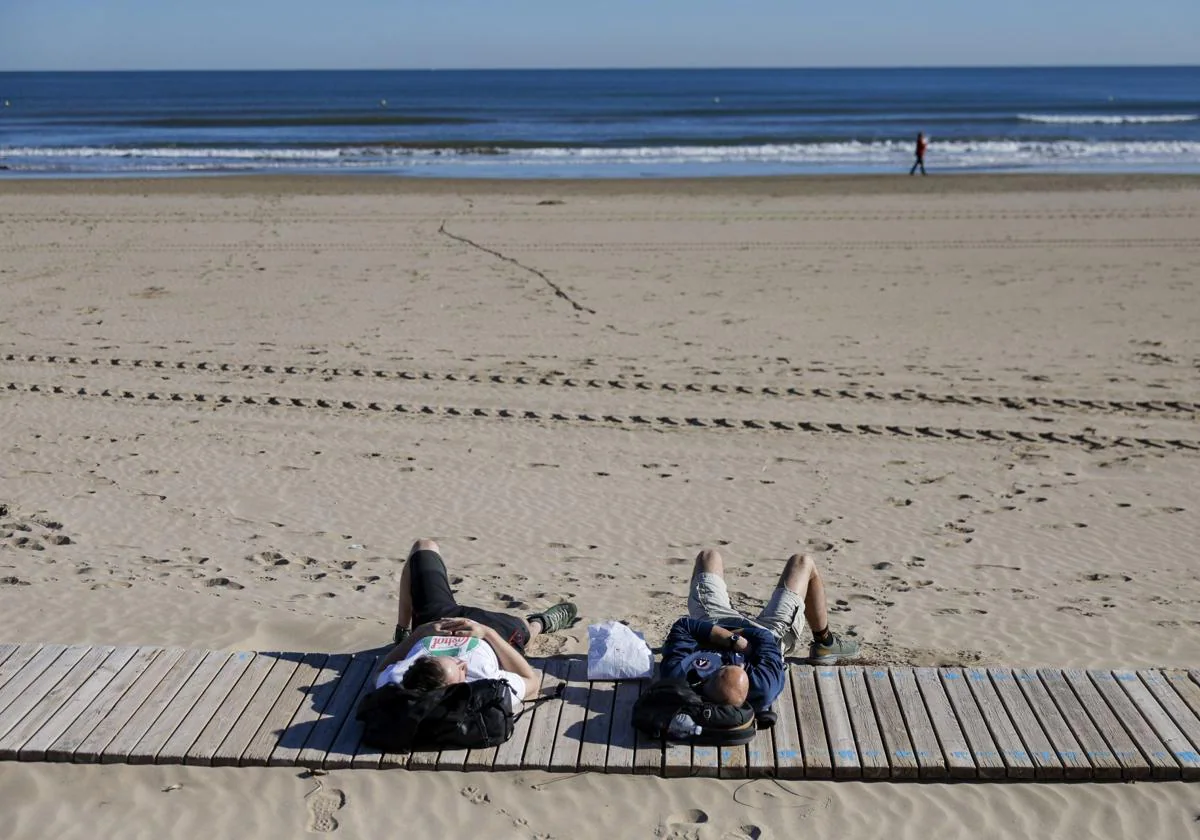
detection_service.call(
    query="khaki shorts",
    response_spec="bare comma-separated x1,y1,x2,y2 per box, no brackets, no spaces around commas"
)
688,572,805,656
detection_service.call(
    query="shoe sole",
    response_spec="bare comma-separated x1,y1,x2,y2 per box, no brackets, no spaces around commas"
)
807,652,857,665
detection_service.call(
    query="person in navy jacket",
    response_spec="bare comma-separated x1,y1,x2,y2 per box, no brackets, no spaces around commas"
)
661,548,859,723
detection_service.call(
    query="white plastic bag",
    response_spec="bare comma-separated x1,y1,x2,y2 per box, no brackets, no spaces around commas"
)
587,620,654,680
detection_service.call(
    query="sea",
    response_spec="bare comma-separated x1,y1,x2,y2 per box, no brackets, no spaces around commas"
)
1,67,1198,178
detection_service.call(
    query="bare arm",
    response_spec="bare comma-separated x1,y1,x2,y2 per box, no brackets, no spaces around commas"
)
373,621,439,678
481,627,539,701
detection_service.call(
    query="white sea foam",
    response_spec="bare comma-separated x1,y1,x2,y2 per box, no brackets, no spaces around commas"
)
1018,114,1199,125
4,146,345,160
5,139,1200,174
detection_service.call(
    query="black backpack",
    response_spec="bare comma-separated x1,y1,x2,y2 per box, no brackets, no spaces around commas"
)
632,678,758,746
356,678,515,752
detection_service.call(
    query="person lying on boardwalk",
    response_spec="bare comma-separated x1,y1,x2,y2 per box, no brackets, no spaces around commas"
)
662,548,859,723
374,539,577,704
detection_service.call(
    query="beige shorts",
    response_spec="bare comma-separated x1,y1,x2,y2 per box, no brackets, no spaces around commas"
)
688,572,806,656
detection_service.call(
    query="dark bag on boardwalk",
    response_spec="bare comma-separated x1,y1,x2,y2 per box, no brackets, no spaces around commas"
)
356,678,515,752
632,677,757,746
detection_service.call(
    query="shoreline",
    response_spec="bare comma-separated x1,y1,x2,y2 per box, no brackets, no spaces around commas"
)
4,171,1200,197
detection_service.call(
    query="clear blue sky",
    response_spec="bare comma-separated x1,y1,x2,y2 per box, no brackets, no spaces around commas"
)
1,0,1197,71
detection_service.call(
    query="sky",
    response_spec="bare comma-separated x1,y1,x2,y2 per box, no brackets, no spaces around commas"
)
0,0,1197,71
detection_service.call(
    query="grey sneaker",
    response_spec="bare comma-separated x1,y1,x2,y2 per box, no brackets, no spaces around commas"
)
808,633,859,665
527,602,578,634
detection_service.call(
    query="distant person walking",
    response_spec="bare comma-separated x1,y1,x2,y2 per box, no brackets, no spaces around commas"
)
909,132,928,176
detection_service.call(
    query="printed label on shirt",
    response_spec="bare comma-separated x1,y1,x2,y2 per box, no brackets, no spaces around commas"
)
420,635,480,657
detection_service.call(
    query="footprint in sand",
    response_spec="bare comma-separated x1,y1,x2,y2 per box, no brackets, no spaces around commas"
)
460,785,491,805
305,785,346,833
721,827,765,840
659,810,708,840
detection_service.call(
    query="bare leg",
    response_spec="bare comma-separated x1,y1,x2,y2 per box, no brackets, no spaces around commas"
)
778,553,829,634
396,538,440,629
692,547,725,580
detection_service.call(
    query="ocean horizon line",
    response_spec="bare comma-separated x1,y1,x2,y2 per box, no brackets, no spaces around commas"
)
3,64,1200,75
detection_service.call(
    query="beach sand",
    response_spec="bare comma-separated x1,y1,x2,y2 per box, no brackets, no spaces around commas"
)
1,174,1198,838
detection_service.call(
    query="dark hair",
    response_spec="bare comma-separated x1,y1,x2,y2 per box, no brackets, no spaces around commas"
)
401,656,450,692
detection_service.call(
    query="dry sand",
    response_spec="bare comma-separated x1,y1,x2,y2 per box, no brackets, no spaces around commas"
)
1,174,1198,838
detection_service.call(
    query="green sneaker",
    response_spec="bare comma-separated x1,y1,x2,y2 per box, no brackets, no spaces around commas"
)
527,602,578,634
808,633,859,665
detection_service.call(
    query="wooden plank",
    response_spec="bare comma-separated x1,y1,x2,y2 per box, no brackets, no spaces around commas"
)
0,644,19,673
632,726,664,775
718,743,749,779
889,668,948,779
747,723,775,777
324,655,380,770
1164,671,1200,719
492,657,552,771
1012,668,1092,780
632,673,665,776
939,669,1004,779
350,661,390,770
128,651,233,764
770,668,804,779
436,746,469,772
0,646,112,758
156,652,255,765
548,659,589,772
864,668,921,780
516,657,566,772
632,666,663,776
99,648,208,764
691,743,719,777
0,645,69,719
814,667,859,778
1165,671,1200,737
839,668,889,779
17,647,139,761
1086,670,1179,779
913,667,976,779
0,645,42,695
663,738,693,778
291,653,371,768
578,672,616,772
1128,670,1200,780
210,653,303,767
604,679,641,774
1037,669,1123,781
88,649,199,764
1061,668,1151,780
793,666,832,779
240,652,326,767
1111,670,1200,779
186,653,276,766
46,647,171,762
269,653,350,767
406,747,440,770
963,669,1037,779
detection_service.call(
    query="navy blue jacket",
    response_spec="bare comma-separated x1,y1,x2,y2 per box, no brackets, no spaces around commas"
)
660,617,785,713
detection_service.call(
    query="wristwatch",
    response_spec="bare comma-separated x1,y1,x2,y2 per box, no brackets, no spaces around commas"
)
728,632,742,650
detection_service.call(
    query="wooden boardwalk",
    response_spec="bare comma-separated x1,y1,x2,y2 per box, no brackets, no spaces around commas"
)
1,643,1198,780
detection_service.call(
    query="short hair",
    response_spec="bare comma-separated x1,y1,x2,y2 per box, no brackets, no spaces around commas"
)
401,657,450,692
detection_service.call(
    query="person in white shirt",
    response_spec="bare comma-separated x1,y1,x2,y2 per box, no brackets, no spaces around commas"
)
375,540,577,704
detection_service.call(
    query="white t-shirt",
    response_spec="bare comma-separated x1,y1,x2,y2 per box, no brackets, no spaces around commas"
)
376,635,526,707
